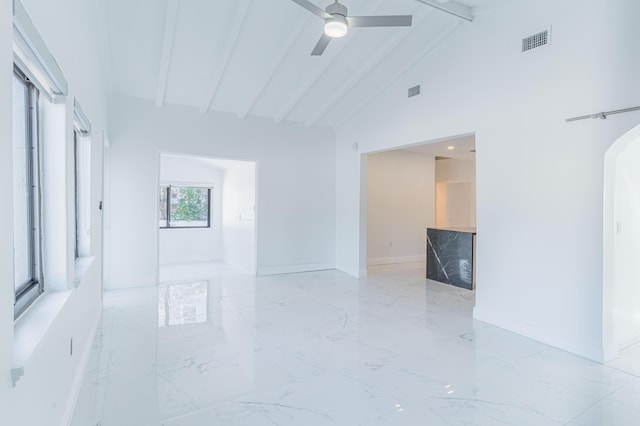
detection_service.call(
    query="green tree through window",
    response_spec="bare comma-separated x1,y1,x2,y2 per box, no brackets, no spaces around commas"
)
160,186,211,228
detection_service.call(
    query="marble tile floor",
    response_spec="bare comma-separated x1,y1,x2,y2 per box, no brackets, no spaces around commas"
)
71,263,640,425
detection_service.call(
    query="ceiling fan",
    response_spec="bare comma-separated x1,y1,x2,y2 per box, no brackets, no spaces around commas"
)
291,0,413,56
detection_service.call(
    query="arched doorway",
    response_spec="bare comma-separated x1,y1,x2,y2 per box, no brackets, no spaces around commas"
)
603,124,640,362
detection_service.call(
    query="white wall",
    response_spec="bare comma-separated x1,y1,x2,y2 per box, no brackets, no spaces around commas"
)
603,124,640,356
0,0,14,414
1,0,108,424
108,95,336,288
613,142,640,347
222,161,256,273
435,158,476,228
335,0,640,362
366,150,435,265
159,155,224,265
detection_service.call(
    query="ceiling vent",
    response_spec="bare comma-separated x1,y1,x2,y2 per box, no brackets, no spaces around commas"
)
408,84,421,98
522,28,550,52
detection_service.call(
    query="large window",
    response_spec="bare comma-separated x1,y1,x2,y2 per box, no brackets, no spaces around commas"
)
159,185,211,228
13,67,42,317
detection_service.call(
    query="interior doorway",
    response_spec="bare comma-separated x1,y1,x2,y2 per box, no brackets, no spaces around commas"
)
362,134,476,275
157,153,257,282
603,124,640,366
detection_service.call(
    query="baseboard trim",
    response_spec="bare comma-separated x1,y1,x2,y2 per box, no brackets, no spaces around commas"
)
257,263,335,276
61,313,101,425
159,257,219,266
367,255,424,266
473,307,604,363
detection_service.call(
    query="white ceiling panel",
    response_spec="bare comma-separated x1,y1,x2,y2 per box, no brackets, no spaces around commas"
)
209,0,308,115
103,0,503,127
108,0,167,100
163,0,237,108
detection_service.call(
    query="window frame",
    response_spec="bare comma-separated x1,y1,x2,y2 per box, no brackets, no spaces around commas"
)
159,185,212,229
13,65,43,318
73,126,91,259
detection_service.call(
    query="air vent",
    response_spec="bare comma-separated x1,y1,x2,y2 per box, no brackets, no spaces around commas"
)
522,29,550,52
435,156,451,161
408,84,421,98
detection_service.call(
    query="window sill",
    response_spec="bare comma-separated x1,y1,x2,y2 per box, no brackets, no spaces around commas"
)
13,288,74,385
74,256,95,286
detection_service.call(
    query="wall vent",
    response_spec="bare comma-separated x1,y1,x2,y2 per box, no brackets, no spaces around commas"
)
408,84,421,98
435,156,451,161
522,29,550,52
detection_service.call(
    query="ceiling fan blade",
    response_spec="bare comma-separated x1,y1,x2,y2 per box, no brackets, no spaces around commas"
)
347,15,413,28
291,0,332,20
311,33,332,56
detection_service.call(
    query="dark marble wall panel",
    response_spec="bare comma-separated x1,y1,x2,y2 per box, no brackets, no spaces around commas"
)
426,229,474,290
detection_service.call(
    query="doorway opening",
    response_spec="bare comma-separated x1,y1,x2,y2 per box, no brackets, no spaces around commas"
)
362,134,476,279
158,153,257,282
603,124,640,369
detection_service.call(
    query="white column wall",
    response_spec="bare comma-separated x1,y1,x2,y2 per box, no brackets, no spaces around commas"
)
222,162,257,273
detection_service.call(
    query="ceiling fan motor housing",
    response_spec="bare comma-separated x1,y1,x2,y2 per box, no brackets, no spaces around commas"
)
326,2,347,17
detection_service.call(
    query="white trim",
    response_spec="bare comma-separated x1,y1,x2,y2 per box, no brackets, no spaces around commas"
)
257,263,335,276
60,314,101,426
13,0,67,97
367,255,424,266
73,98,91,134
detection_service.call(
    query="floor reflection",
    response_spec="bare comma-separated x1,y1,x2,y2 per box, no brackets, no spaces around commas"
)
158,281,209,327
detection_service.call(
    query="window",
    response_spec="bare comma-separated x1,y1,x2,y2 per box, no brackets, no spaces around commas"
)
13,67,42,317
159,186,211,228
73,101,92,258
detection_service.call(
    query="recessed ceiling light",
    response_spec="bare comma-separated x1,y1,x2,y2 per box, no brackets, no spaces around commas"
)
447,146,454,150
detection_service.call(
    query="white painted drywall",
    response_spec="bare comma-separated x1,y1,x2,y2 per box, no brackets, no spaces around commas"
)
613,144,640,347
0,0,15,413
2,0,108,424
335,0,640,362
366,150,435,265
159,155,224,265
435,159,476,228
108,95,335,288
603,124,640,357
221,161,256,273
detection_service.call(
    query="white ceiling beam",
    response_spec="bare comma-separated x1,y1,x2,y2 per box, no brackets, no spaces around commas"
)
95,0,113,96
199,0,252,113
238,17,311,120
415,0,474,22
334,20,464,129
273,0,385,124
155,0,180,107
304,7,431,128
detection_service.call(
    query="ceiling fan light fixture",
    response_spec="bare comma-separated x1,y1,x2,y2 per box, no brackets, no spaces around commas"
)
324,16,348,38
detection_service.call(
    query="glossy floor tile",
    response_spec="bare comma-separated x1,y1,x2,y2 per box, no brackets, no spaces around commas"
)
72,263,640,425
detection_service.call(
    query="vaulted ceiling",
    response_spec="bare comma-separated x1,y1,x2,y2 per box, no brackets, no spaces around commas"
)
99,0,501,128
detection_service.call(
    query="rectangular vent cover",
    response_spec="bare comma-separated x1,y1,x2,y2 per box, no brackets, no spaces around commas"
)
522,29,549,52
408,85,421,98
